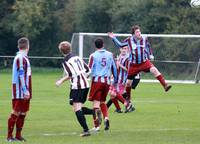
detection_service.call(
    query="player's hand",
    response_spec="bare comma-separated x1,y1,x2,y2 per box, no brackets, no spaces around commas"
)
149,55,154,61
108,32,115,38
56,79,63,87
24,91,30,100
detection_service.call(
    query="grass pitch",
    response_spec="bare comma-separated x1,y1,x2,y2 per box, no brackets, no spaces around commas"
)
0,71,200,144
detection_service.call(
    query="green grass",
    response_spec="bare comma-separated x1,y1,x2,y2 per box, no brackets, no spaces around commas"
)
0,71,200,144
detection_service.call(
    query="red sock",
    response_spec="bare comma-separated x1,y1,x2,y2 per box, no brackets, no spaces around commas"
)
7,114,18,139
111,98,121,110
100,103,108,119
116,94,125,104
93,108,99,127
156,74,167,87
16,115,26,138
126,86,131,102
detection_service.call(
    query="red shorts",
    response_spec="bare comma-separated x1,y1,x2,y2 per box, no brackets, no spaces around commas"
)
88,82,110,102
12,99,30,113
128,60,154,78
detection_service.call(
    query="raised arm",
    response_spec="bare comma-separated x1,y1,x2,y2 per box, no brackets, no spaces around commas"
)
108,32,128,48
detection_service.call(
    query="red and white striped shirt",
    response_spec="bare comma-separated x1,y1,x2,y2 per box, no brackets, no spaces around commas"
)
62,53,90,89
12,51,32,99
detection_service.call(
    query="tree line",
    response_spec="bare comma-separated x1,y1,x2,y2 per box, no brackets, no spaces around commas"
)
0,0,200,62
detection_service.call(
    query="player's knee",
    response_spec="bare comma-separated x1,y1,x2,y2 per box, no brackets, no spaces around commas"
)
73,102,82,112
126,81,132,87
93,100,100,109
110,94,116,99
150,67,161,77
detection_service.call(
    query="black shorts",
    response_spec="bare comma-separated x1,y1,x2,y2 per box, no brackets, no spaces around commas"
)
69,88,89,105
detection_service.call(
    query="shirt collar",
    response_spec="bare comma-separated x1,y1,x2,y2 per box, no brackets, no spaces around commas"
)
17,50,28,56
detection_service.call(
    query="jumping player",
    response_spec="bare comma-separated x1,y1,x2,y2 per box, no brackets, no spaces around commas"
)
108,25,172,100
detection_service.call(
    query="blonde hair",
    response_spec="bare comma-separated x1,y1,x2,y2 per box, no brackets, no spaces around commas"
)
58,41,72,55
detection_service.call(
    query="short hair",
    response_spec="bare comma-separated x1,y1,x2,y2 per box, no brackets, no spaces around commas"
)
95,37,104,49
131,25,140,35
18,37,29,50
58,41,72,55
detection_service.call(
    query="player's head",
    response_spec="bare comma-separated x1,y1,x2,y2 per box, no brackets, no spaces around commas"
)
131,25,141,39
120,46,128,55
58,41,72,56
95,37,104,49
18,37,29,52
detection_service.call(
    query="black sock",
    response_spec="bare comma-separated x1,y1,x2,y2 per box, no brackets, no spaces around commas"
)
106,99,113,108
122,92,128,99
75,110,89,132
82,107,94,115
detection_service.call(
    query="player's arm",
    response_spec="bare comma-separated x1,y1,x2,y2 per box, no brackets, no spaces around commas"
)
88,55,94,69
118,63,127,71
56,75,70,87
18,57,30,99
56,62,71,87
83,61,91,77
145,37,154,60
111,55,118,84
108,32,128,48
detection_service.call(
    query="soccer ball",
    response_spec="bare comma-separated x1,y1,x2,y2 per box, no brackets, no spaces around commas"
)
190,0,200,8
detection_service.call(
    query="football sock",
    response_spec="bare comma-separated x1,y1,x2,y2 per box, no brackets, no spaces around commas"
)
82,107,94,115
16,114,26,138
106,99,113,108
116,94,125,104
111,98,121,110
75,110,89,132
8,113,18,138
100,103,108,119
93,108,101,127
156,74,167,87
126,86,131,102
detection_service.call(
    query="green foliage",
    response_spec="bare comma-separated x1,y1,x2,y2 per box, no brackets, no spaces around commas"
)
0,0,200,63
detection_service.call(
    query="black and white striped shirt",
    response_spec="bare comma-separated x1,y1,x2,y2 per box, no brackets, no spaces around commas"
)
62,53,90,89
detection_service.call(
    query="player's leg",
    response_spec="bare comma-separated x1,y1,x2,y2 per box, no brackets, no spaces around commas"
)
150,66,172,91
106,99,113,108
100,84,110,130
88,82,102,130
109,86,122,113
15,100,30,141
73,102,90,137
123,79,133,102
81,88,95,116
7,100,20,141
7,111,19,141
92,100,102,130
71,89,90,136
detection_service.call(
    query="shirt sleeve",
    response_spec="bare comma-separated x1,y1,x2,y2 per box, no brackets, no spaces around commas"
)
62,62,71,77
111,55,118,83
145,37,153,58
112,37,128,48
18,57,28,93
88,55,94,69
